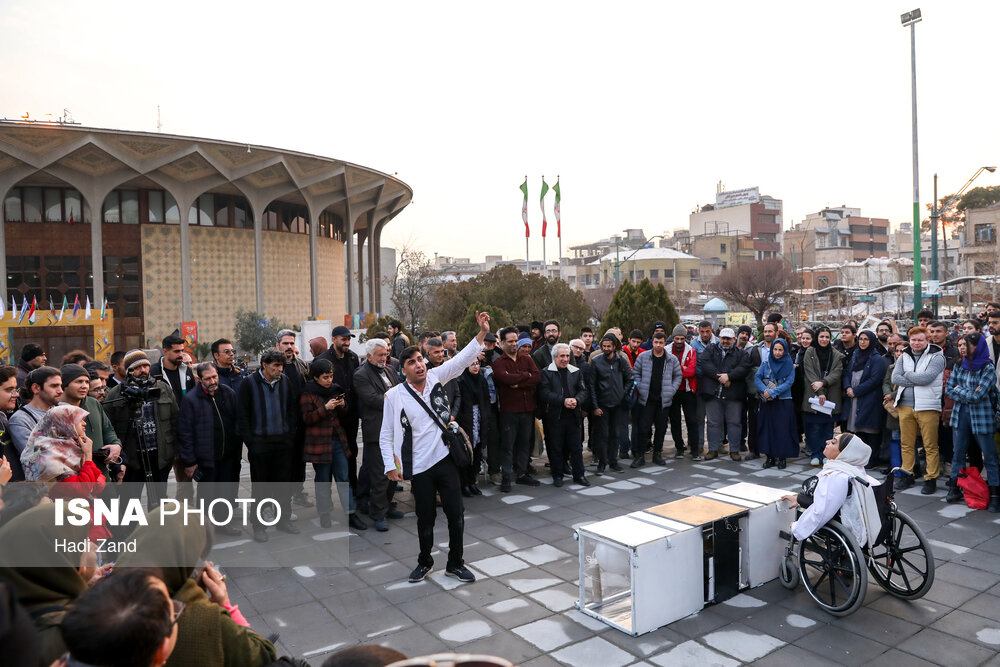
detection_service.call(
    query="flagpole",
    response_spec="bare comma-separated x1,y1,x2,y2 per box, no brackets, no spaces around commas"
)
523,174,530,274
557,175,563,281
541,175,546,276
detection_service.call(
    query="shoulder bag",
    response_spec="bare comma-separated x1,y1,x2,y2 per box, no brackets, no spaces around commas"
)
403,382,473,468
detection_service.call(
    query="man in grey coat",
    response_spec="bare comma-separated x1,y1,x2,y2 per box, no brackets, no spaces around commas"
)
631,332,683,467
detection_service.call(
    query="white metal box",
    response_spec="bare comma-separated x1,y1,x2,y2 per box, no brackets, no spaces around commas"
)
575,514,702,635
702,482,794,587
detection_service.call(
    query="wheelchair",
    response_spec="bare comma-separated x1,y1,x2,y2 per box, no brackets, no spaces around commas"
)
778,470,935,616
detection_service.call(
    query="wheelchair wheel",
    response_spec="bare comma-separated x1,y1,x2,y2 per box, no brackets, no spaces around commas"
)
779,555,799,590
867,508,935,600
798,520,867,616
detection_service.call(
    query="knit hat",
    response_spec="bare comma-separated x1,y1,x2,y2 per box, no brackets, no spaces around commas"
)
601,333,620,348
652,321,666,331
671,324,688,337
123,349,150,374
737,325,753,336
20,343,44,363
60,363,89,387
517,334,533,349
309,336,328,357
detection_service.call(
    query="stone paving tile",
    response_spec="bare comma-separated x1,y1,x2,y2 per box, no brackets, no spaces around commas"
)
396,590,471,623
921,579,981,608
515,543,573,565
793,625,890,666
735,603,824,644
865,648,943,667
551,635,636,666
897,627,997,666
934,559,1000,589
867,594,953,626
529,582,578,612
469,553,530,576
750,643,847,667
458,631,543,664
424,610,502,647
513,616,594,652
826,605,923,645
317,585,391,618
648,639,740,666
930,609,1000,650
373,625,448,658
701,623,785,661
478,595,554,626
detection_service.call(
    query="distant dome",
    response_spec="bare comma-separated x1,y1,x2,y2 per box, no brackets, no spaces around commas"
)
703,298,728,313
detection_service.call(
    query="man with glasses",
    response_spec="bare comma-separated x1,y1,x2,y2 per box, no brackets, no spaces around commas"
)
59,569,180,667
87,371,107,402
212,338,246,394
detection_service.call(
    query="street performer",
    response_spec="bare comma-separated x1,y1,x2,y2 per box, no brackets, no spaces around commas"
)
380,310,491,585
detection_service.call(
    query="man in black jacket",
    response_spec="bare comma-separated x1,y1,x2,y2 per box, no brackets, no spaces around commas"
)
237,349,300,542
538,344,590,487
697,328,751,461
178,363,242,535
354,338,404,531
211,338,247,394
388,319,407,360
531,320,561,370
588,334,634,474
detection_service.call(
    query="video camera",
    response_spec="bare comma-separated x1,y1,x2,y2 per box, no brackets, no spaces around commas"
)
122,379,161,403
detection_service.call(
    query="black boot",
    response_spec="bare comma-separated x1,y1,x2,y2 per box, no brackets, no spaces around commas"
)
945,485,963,504
989,486,1000,514
763,457,775,469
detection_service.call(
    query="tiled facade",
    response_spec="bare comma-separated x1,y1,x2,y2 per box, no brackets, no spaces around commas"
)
317,236,346,323
140,225,184,346
189,226,257,344
262,232,312,327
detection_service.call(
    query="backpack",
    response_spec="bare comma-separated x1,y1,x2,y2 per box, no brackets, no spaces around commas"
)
957,467,989,510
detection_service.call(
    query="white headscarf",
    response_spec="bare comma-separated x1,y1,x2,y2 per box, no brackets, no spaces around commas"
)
822,434,882,546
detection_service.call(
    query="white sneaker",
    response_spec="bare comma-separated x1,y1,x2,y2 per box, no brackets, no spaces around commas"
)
810,457,820,467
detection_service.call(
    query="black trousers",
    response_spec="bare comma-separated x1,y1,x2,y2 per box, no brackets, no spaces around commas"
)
637,400,669,457
247,444,295,525
544,415,584,480
594,404,625,466
362,440,395,520
669,391,699,454
499,411,534,479
411,456,464,569
485,405,501,475
120,460,172,510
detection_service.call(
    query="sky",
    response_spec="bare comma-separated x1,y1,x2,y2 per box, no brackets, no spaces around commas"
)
3,1,1000,264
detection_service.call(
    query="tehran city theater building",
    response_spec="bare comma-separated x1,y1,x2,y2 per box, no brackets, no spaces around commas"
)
0,121,412,363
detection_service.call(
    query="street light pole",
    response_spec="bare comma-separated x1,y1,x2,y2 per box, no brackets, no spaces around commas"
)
902,8,923,316
931,173,939,315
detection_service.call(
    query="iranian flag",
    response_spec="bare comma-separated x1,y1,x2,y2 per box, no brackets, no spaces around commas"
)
520,178,529,237
539,178,549,237
58,295,68,322
553,178,561,238
27,297,36,325
100,297,108,321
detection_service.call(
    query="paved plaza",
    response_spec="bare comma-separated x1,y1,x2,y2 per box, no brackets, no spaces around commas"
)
221,449,1000,666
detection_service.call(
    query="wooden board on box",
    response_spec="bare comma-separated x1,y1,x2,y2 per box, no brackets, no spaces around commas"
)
645,496,746,526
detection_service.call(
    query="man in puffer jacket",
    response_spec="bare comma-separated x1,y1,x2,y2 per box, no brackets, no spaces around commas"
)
631,332,682,468
666,324,699,459
697,328,751,461
891,326,944,493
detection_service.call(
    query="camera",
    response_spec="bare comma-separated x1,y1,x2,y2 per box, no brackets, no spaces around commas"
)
122,380,161,403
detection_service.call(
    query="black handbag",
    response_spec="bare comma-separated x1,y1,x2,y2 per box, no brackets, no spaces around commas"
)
403,383,473,468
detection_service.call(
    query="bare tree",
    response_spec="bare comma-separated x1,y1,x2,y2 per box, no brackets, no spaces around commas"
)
389,248,439,331
583,286,616,322
712,258,798,330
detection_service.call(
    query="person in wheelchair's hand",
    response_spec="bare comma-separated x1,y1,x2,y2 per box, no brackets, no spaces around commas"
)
782,433,882,547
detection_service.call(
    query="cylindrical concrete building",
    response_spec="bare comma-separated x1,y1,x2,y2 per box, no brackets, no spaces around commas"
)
0,121,411,362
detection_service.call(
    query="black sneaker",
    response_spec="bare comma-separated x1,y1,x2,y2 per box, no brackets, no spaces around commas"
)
516,475,541,487
945,486,964,503
408,564,432,583
500,478,512,493
673,449,685,459
349,514,368,530
596,464,606,474
276,520,300,535
573,477,591,487
630,457,644,469
445,565,476,583
553,477,564,488
253,525,268,543
386,509,405,520
609,464,624,473
921,478,937,495
652,456,667,466
894,474,914,491
292,493,314,508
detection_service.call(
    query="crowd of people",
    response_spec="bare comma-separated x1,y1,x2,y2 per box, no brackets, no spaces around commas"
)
1,303,999,665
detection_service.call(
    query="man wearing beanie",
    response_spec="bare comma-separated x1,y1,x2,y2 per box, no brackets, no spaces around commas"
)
60,363,123,482
492,327,542,491
589,333,634,473
15,343,47,389
666,324,699,459
104,349,179,505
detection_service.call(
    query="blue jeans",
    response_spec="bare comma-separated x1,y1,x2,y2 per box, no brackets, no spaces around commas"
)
313,442,354,516
951,409,1000,487
803,414,833,460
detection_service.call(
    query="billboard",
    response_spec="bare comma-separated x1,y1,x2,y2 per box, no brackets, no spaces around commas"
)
715,187,760,209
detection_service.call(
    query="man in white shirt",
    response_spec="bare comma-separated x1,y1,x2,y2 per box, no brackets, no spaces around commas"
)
381,311,491,584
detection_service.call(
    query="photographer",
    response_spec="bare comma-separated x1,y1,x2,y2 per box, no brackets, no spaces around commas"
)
104,350,179,506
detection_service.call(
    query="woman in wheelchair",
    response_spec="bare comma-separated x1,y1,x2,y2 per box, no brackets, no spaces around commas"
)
783,433,882,548
779,432,935,616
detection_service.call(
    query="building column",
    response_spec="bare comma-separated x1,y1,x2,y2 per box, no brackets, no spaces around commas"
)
309,211,319,319
356,228,368,314
180,203,192,321
367,214,378,312
344,213,355,316
372,219,385,312
255,208,266,313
